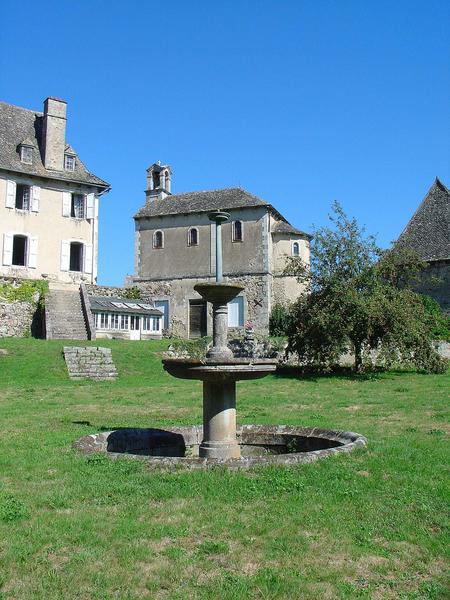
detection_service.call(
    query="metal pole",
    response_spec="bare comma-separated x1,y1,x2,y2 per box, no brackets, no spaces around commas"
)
216,219,222,282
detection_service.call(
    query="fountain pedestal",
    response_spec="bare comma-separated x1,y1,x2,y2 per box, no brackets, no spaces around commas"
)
201,380,239,458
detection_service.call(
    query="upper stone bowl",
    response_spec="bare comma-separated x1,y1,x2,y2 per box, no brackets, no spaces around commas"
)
194,282,244,304
162,357,277,382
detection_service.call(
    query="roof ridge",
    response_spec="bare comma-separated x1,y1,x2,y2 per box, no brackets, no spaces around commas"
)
0,101,43,116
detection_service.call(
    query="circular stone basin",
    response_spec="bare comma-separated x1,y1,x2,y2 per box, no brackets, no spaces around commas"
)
74,426,367,470
162,358,277,381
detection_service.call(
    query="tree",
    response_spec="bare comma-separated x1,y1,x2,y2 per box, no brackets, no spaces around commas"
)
284,202,447,373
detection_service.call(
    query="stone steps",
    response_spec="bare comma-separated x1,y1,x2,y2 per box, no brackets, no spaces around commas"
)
46,288,89,340
63,347,117,380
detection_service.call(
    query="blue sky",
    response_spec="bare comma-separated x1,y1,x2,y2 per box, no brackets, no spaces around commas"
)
1,0,449,285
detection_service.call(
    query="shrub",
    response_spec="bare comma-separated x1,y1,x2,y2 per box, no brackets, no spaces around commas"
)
269,304,290,337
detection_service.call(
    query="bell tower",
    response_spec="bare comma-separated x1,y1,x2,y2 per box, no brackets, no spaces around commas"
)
146,162,172,201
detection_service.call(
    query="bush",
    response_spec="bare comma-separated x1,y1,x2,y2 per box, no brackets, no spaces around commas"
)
0,279,48,307
420,294,450,341
269,304,290,336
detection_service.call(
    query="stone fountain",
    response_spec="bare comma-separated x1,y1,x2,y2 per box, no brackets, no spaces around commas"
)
162,211,277,460
74,212,367,468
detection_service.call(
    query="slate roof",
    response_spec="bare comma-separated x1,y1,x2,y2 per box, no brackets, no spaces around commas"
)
89,295,163,316
397,178,450,261
271,220,308,236
0,101,109,189
135,186,311,238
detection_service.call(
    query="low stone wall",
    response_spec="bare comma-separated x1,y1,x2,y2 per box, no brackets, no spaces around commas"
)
0,300,36,338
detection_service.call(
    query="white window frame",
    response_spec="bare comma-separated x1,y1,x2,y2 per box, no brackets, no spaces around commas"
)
20,146,33,164
228,296,245,327
71,193,86,219
15,184,31,211
64,154,76,171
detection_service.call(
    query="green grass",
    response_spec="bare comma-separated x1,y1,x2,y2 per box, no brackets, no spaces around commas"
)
0,338,448,599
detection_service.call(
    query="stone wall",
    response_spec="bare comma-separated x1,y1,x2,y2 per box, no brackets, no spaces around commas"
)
0,276,43,338
136,273,271,337
412,260,450,314
0,300,36,337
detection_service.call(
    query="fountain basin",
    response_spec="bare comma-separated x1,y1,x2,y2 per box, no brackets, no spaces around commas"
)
73,425,367,470
162,357,277,382
194,282,244,304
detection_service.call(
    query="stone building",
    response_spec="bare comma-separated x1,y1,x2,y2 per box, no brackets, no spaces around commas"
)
397,177,449,313
132,162,311,337
0,97,110,285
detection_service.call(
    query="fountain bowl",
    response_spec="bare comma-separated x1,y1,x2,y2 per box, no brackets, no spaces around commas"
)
194,282,244,304
163,357,277,381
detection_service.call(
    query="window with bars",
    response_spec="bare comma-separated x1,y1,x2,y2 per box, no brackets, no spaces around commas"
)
15,184,31,210
71,194,85,219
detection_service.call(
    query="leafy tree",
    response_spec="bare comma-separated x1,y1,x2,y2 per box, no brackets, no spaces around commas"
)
269,304,291,337
284,202,447,373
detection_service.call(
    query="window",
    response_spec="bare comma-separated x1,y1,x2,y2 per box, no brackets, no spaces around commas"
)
20,146,33,164
153,230,164,249
292,242,300,256
154,300,169,329
111,314,120,329
232,220,243,242
12,235,27,266
69,242,83,272
142,316,160,331
188,227,198,246
228,296,244,327
152,171,161,188
97,313,109,329
120,315,129,330
130,315,140,331
15,184,31,210
71,194,85,218
64,154,75,171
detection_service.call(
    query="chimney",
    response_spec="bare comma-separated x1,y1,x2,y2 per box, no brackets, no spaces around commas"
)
42,97,67,170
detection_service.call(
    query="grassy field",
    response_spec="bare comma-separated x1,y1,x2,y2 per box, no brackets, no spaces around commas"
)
0,338,448,600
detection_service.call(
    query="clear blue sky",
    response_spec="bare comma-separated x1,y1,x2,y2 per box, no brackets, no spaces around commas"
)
1,0,449,285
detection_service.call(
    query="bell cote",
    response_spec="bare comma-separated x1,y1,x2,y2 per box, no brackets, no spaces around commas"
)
146,162,172,201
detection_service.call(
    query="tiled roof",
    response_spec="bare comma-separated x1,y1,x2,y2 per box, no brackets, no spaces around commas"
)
0,101,109,189
397,178,450,261
135,187,268,218
135,186,311,238
271,220,311,238
89,295,163,316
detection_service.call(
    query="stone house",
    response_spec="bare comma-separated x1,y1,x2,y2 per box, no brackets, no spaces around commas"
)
132,162,311,337
396,177,449,313
0,97,110,285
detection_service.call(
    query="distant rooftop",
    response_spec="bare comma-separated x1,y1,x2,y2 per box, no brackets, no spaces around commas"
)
397,177,450,261
0,101,109,189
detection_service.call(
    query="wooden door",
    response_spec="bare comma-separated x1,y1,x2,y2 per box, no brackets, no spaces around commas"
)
189,301,207,339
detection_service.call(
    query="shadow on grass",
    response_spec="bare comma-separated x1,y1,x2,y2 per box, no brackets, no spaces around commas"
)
274,365,416,382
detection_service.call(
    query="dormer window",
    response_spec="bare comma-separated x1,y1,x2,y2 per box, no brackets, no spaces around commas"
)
64,154,76,171
20,145,33,164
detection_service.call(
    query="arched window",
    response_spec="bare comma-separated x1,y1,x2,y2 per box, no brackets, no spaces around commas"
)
153,230,164,249
292,242,300,256
232,220,243,242
188,227,198,246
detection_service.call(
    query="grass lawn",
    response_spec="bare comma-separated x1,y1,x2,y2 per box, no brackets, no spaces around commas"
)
0,338,448,599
